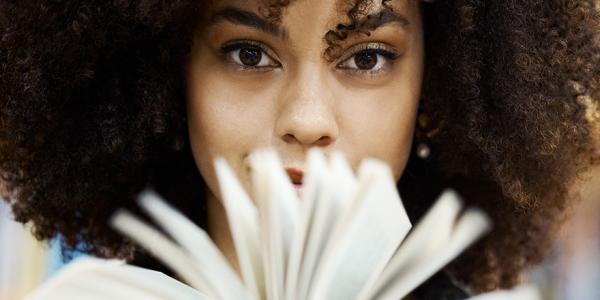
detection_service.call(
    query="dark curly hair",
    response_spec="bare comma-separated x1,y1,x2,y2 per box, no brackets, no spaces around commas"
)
1,0,599,293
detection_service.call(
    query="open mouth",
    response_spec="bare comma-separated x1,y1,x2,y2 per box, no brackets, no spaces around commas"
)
285,168,304,199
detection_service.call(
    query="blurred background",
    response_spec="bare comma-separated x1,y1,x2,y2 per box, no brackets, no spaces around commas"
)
531,164,600,300
0,201,64,300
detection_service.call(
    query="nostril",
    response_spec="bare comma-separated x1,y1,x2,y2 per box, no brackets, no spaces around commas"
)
281,133,334,147
282,133,298,144
314,136,333,146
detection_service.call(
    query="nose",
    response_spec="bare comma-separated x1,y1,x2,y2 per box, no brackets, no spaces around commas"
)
274,64,339,147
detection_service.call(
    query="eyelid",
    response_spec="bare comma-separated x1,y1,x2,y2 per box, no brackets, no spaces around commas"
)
335,42,400,67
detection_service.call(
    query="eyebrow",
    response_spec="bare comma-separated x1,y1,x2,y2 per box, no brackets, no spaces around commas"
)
209,7,289,40
362,9,411,30
208,7,410,42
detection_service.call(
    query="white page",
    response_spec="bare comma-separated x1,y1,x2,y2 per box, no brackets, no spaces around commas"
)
289,150,359,300
358,190,462,300
374,209,490,300
308,159,411,300
25,258,208,300
291,150,361,300
137,191,248,300
250,149,301,300
215,158,264,300
110,210,218,298
284,149,327,300
319,156,400,246
360,191,491,300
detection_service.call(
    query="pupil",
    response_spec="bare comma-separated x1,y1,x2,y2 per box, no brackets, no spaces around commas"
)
239,48,261,66
355,51,377,69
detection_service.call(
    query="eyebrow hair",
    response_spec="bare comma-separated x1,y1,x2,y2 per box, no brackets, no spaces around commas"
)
363,9,411,30
209,7,289,40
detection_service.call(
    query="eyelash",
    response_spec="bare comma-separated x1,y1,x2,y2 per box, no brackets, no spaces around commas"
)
220,40,400,76
220,40,280,71
337,43,400,76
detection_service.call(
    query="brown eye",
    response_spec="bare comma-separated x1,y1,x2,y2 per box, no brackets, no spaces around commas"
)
239,47,262,66
354,51,378,69
222,41,280,69
337,44,399,76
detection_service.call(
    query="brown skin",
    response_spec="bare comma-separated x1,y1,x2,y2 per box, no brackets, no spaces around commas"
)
186,0,423,270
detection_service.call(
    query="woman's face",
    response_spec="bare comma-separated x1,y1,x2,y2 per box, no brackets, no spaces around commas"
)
186,0,424,199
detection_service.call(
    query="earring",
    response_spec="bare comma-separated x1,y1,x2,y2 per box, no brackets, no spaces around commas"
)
416,142,431,159
415,113,435,160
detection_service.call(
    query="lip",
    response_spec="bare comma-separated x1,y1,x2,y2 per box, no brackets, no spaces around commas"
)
285,168,304,199
285,168,304,185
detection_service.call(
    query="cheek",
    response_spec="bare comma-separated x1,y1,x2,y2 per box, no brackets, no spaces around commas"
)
343,97,417,180
382,100,419,180
376,109,417,180
185,72,252,197
338,78,420,181
185,66,278,197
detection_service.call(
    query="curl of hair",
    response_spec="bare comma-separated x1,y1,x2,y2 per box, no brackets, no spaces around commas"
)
1,0,599,292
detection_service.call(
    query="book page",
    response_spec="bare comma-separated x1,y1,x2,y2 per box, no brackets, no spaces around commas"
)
136,191,248,299
98,150,503,300
284,149,328,300
250,149,302,300
216,157,264,300
286,150,358,300
111,206,250,299
359,190,491,300
307,159,412,300
25,257,208,300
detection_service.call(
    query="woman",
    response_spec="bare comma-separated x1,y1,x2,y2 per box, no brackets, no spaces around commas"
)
1,0,599,297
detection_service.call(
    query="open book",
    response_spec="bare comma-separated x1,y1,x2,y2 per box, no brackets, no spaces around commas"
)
26,149,540,300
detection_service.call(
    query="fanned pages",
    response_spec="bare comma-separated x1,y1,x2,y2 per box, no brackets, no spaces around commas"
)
357,191,491,300
25,258,208,300
26,149,540,300
290,149,354,300
215,158,264,300
135,190,248,299
249,149,302,300
307,158,411,300
111,199,251,299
